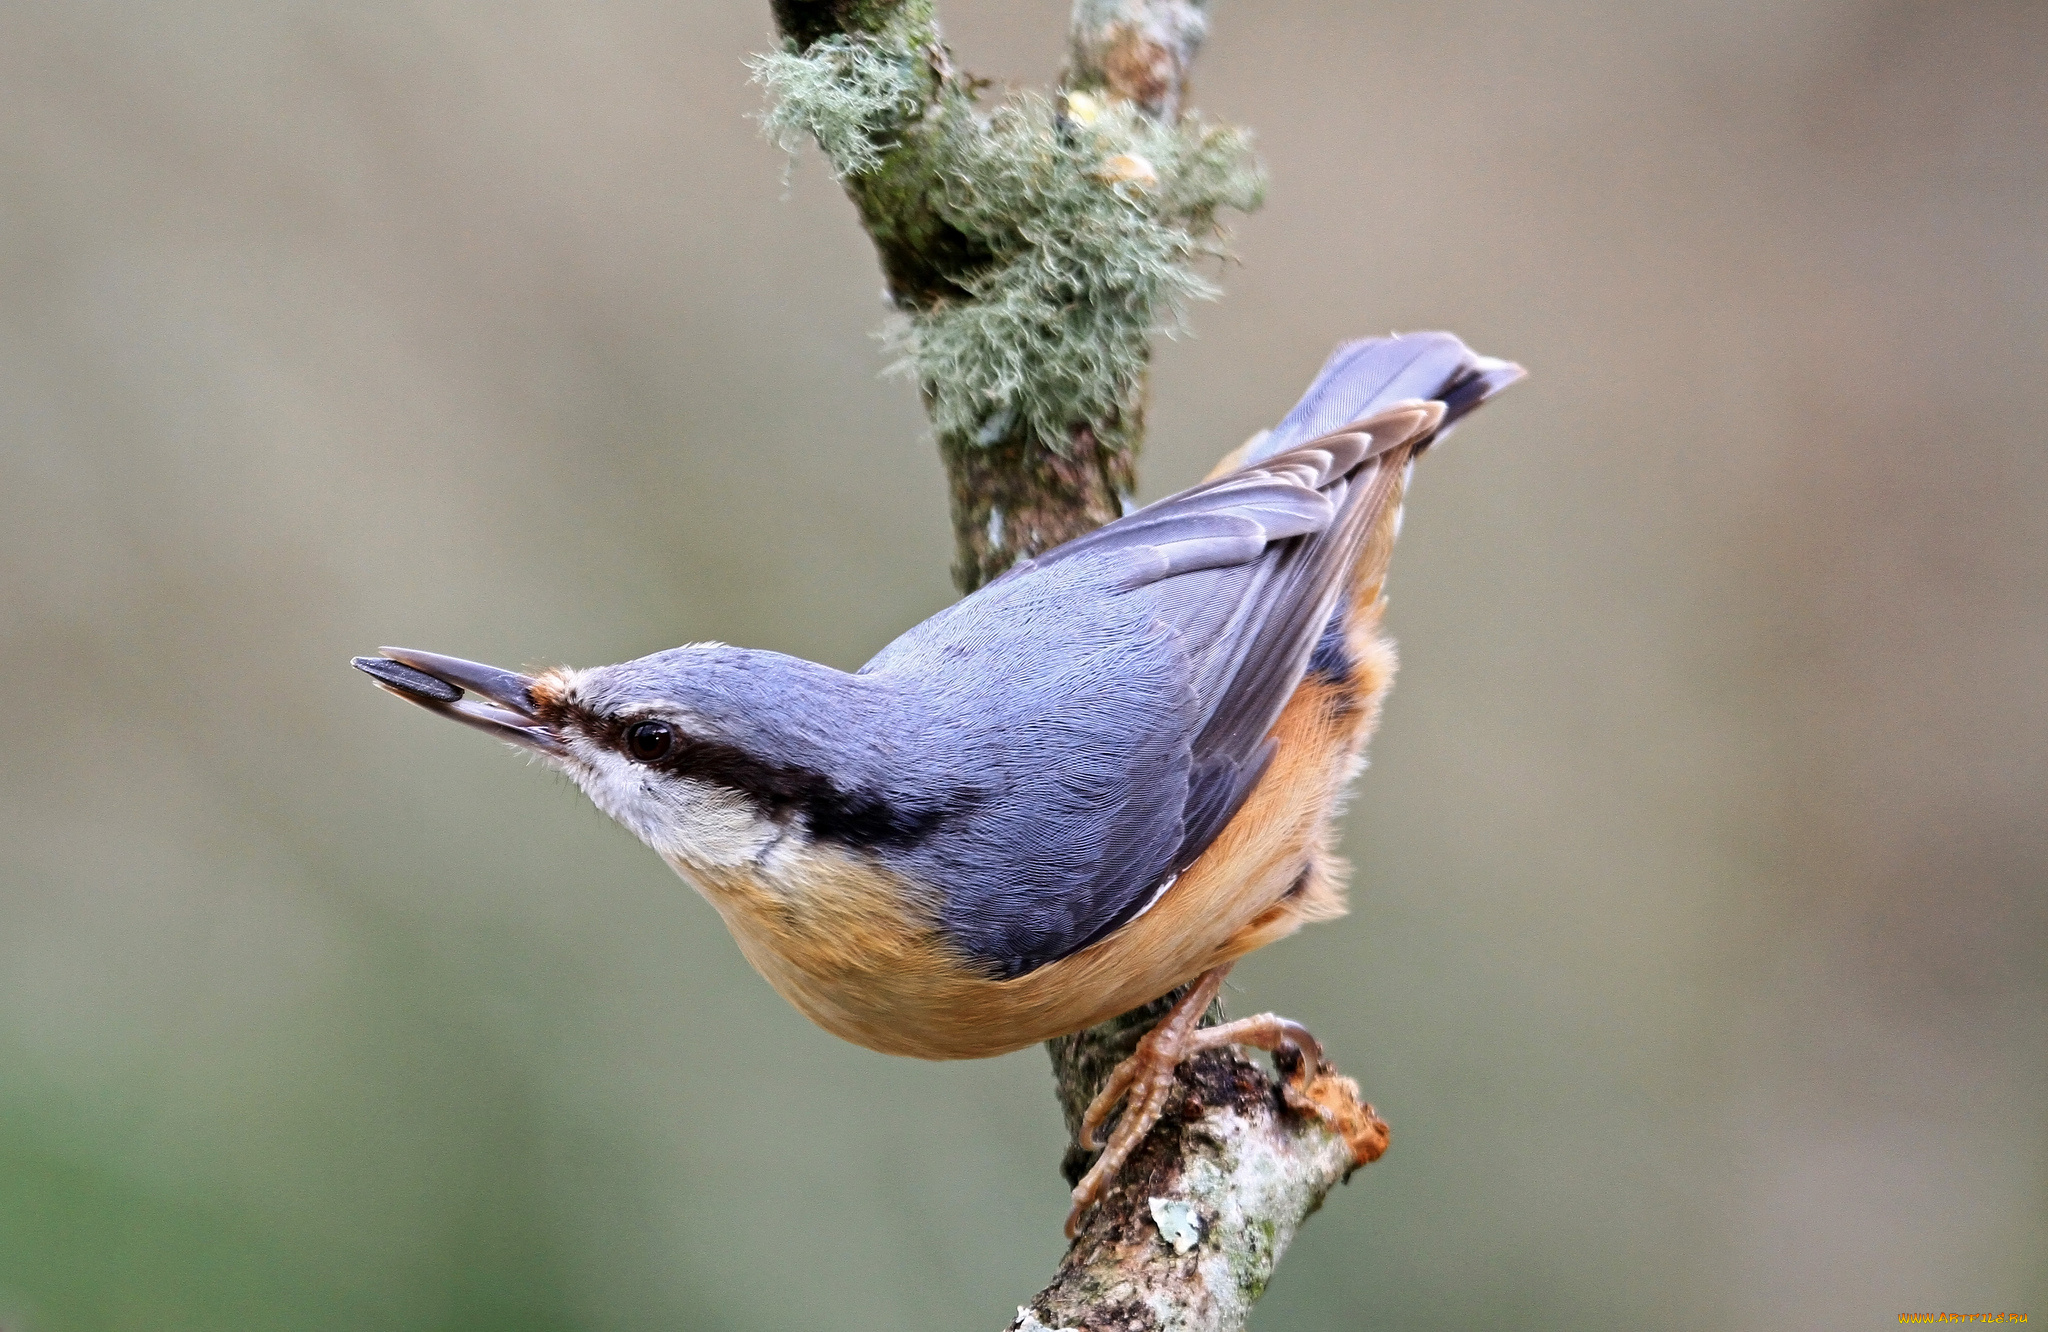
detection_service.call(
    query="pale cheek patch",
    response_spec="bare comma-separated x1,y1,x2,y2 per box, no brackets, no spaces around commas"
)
566,745,788,870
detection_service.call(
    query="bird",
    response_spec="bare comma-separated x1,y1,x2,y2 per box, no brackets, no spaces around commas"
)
352,331,1521,1234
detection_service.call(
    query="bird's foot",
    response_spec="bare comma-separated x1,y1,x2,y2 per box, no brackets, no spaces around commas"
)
1064,966,1329,1238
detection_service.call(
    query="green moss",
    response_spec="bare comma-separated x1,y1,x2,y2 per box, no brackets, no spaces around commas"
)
753,34,1264,455
770,0,936,52
895,93,1263,454
750,36,931,179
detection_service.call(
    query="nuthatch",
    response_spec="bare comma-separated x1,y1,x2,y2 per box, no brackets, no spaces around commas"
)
353,332,1521,1233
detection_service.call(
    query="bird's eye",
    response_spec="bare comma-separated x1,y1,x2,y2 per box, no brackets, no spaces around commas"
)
624,720,676,762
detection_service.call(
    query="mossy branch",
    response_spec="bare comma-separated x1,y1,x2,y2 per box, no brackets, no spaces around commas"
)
754,0,1260,589
756,4,1378,1327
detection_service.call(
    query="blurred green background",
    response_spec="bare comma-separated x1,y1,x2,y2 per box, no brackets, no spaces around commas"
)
3,1,2043,1328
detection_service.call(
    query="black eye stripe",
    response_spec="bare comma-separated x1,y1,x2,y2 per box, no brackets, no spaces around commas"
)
587,709,966,852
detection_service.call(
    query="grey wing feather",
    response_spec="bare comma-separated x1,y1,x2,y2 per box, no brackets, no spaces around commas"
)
1002,470,1339,587
1167,435,1412,840
868,333,1522,978
880,424,1418,977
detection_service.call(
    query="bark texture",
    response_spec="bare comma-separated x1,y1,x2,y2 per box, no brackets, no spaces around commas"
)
763,3,1387,1325
1016,1043,1386,1332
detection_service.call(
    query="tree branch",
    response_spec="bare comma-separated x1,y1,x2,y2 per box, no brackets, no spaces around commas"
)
1064,0,1209,124
759,3,1387,1325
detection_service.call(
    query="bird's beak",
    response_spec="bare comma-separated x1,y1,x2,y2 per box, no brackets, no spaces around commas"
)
351,647,566,756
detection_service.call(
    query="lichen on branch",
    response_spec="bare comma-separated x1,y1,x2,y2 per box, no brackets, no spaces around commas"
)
885,91,1263,457
750,32,1263,459
752,34,930,179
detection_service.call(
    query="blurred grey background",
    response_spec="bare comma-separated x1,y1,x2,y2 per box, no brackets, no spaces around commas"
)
2,1,2043,1328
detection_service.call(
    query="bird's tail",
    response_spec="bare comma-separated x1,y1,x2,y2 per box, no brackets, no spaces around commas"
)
1238,331,1524,468
1193,332,1523,759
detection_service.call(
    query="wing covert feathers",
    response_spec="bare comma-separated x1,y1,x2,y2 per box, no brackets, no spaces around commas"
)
881,337,1516,983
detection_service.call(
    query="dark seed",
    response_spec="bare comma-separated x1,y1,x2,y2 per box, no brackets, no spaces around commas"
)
351,655,462,702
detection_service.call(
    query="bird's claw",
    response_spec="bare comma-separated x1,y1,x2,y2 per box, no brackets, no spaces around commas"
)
1063,969,1330,1239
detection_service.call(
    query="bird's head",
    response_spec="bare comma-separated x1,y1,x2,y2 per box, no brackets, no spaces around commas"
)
352,646,814,869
